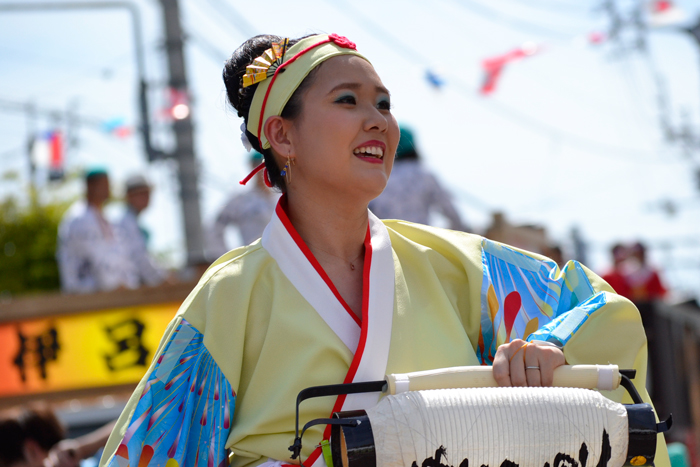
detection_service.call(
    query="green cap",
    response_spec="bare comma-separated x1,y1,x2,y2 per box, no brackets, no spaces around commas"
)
85,165,108,180
395,126,416,160
668,443,689,467
250,151,263,163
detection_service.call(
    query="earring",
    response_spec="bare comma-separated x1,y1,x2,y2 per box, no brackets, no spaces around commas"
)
280,154,295,184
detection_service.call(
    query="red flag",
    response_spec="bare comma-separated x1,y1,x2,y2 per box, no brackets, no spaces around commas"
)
648,0,685,27
49,131,63,170
588,31,607,45
480,43,539,95
48,130,65,181
653,1,672,12
102,118,133,139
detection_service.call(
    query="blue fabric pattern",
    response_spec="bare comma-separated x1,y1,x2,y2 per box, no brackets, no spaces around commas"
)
105,319,235,467
477,239,598,364
527,292,609,345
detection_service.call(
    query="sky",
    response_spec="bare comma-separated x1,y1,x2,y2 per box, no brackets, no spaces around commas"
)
1,0,699,298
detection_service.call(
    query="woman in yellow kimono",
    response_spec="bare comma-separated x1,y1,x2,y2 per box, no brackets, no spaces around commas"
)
99,33,668,467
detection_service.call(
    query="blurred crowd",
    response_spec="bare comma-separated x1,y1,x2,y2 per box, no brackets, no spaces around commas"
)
56,124,678,305
602,241,667,305
0,406,114,467
601,241,668,413
56,168,169,294
57,125,471,294
56,126,672,307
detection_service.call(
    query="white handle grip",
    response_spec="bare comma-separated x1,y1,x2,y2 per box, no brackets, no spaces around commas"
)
385,364,620,394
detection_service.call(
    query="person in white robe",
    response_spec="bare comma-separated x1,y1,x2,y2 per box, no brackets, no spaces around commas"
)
57,168,138,293
208,152,279,259
116,174,167,287
370,126,468,231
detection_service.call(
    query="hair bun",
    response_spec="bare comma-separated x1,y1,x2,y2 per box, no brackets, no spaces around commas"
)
223,35,284,120
222,34,317,191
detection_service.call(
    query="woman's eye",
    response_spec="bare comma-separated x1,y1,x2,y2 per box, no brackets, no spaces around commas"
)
377,99,391,111
335,95,356,105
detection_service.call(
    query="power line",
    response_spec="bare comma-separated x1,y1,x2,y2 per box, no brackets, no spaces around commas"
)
0,97,139,155
326,0,671,164
188,29,229,63
445,0,578,41
441,0,678,146
0,44,115,77
495,0,592,15
0,98,103,128
199,0,257,39
0,146,25,162
450,185,493,212
643,40,700,155
331,0,433,64
462,92,669,163
595,1,700,160
185,0,244,46
181,0,258,67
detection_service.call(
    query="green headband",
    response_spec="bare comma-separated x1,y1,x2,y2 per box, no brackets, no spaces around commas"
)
245,34,369,150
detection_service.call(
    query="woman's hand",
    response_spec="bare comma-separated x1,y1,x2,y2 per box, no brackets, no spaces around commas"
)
492,339,565,387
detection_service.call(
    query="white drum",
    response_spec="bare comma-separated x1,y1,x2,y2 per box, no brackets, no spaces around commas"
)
366,387,627,467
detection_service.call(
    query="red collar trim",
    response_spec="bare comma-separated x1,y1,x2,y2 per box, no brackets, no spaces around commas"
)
274,196,366,327
311,227,373,461
274,195,376,467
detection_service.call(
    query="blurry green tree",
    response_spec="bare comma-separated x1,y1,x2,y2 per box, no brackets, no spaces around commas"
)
0,171,73,297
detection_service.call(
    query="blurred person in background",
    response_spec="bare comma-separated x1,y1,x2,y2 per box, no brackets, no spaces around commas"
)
601,241,668,416
601,243,632,298
207,151,279,259
116,174,168,287
544,244,565,269
369,125,468,231
624,241,667,412
47,420,116,467
625,241,667,306
57,168,138,294
0,407,64,467
0,406,115,467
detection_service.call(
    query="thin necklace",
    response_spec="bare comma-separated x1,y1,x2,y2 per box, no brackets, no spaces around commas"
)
307,243,364,271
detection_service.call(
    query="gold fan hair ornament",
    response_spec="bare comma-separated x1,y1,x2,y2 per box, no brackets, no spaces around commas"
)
242,39,289,88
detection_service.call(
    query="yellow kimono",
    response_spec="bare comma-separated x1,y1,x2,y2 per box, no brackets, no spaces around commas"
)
100,200,668,467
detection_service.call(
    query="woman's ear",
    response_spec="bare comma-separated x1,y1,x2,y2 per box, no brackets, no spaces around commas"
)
264,116,294,158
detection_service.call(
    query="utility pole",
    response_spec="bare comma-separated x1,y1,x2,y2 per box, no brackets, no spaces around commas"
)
26,102,37,191
0,2,162,161
2,1,204,265
159,0,205,266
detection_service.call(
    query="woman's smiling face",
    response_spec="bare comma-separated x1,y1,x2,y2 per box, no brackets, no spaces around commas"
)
282,55,400,202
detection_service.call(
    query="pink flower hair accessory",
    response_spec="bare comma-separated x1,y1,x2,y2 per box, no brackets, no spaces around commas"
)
329,34,356,50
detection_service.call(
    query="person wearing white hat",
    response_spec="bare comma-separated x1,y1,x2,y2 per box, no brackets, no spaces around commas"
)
116,174,167,287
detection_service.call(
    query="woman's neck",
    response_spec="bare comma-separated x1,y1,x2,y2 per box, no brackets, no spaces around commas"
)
286,189,368,261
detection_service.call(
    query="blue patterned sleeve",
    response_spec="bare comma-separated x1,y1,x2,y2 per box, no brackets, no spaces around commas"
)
476,239,608,364
103,319,235,467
